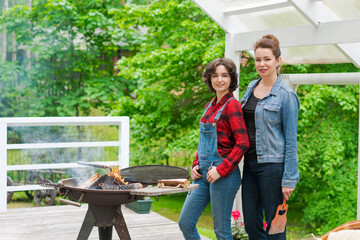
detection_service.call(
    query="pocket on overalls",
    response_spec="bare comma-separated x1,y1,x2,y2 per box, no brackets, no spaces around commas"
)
198,130,214,158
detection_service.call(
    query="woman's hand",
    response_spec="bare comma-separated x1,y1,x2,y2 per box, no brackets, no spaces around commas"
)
191,165,202,180
207,166,221,183
282,187,295,200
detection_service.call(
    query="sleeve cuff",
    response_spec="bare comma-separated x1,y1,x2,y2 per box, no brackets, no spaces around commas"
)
281,179,298,188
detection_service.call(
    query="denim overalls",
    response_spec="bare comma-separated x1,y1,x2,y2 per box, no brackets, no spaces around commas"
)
179,98,241,240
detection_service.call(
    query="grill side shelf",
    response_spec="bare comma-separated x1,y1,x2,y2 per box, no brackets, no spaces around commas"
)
130,184,199,196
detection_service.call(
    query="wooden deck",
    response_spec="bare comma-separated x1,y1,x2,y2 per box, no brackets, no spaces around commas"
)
0,205,212,240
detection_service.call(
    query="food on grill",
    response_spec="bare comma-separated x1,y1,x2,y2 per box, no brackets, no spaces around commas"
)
157,178,190,188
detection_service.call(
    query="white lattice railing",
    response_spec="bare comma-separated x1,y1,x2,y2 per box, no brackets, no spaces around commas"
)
0,117,129,212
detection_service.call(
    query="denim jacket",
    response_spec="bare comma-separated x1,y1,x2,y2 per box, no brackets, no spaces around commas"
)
240,75,300,188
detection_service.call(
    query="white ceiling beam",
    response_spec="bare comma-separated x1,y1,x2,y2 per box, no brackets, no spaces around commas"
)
289,0,360,67
289,0,338,28
336,43,360,68
224,0,290,16
192,0,249,33
282,72,360,85
232,18,360,50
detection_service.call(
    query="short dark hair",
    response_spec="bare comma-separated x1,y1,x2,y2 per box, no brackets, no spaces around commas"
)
202,58,238,93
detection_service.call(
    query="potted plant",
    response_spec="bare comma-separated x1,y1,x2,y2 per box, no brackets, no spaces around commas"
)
231,210,267,240
231,210,249,240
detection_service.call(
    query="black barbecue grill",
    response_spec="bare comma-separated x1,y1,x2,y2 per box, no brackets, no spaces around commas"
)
47,165,197,240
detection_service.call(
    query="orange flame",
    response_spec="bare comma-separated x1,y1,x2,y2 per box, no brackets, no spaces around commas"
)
108,166,128,185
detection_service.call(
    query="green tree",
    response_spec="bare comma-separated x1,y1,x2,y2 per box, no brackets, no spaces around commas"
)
281,63,360,234
111,0,226,165
0,0,139,117
0,61,34,116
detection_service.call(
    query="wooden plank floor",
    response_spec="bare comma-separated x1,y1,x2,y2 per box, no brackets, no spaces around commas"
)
0,205,212,240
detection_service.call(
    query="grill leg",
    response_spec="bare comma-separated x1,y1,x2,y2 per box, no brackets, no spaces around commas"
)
114,206,131,240
98,226,113,240
77,207,95,240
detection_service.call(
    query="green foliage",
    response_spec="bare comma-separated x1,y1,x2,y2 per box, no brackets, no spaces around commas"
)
2,1,360,235
232,221,249,240
0,0,137,117
0,61,34,117
110,0,225,164
288,64,360,234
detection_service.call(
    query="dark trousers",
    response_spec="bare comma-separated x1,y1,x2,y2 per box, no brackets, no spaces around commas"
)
241,159,286,240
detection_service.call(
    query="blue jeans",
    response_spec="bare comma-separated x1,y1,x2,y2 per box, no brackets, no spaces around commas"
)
179,167,241,240
241,159,285,240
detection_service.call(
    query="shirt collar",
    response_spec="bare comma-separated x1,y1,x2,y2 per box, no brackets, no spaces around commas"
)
254,75,282,96
270,75,282,96
212,92,234,106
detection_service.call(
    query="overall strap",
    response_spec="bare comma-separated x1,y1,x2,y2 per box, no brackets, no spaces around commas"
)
214,97,236,122
201,100,214,118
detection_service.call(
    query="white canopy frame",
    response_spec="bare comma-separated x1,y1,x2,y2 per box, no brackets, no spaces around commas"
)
193,0,360,220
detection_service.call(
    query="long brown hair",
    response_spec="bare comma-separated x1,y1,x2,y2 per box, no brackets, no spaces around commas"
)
254,34,281,59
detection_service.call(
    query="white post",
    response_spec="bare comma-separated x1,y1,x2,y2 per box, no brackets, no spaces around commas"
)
119,117,130,169
225,32,241,100
225,32,244,217
0,123,8,213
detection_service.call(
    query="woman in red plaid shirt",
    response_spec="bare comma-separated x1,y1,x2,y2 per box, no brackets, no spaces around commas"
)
179,58,249,240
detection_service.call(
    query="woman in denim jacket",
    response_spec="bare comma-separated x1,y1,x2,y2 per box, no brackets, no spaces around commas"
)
240,34,300,240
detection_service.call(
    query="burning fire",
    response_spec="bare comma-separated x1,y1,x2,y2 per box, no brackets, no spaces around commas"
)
108,166,128,185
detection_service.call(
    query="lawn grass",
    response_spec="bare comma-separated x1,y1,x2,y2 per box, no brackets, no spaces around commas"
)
7,192,36,209
150,192,217,240
150,193,315,240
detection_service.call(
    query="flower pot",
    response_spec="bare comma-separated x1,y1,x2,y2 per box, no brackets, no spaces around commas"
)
125,198,153,214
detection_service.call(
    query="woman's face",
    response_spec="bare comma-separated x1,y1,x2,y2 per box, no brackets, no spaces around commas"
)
254,48,281,78
211,65,231,95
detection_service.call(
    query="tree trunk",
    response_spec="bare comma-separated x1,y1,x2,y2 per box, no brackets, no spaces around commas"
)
26,0,32,69
11,0,16,62
11,31,16,62
2,0,8,61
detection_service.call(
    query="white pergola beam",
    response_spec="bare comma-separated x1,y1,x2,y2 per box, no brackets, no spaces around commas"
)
192,0,249,33
289,0,360,68
281,72,360,85
224,0,290,16
336,43,360,68
289,0,338,28
232,18,360,50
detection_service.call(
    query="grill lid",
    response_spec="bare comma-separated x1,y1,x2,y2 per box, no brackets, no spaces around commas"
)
121,165,190,185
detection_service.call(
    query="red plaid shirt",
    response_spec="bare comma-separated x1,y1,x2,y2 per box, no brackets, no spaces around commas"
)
193,92,249,177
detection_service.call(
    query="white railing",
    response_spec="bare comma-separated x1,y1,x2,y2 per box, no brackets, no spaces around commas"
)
0,117,129,212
